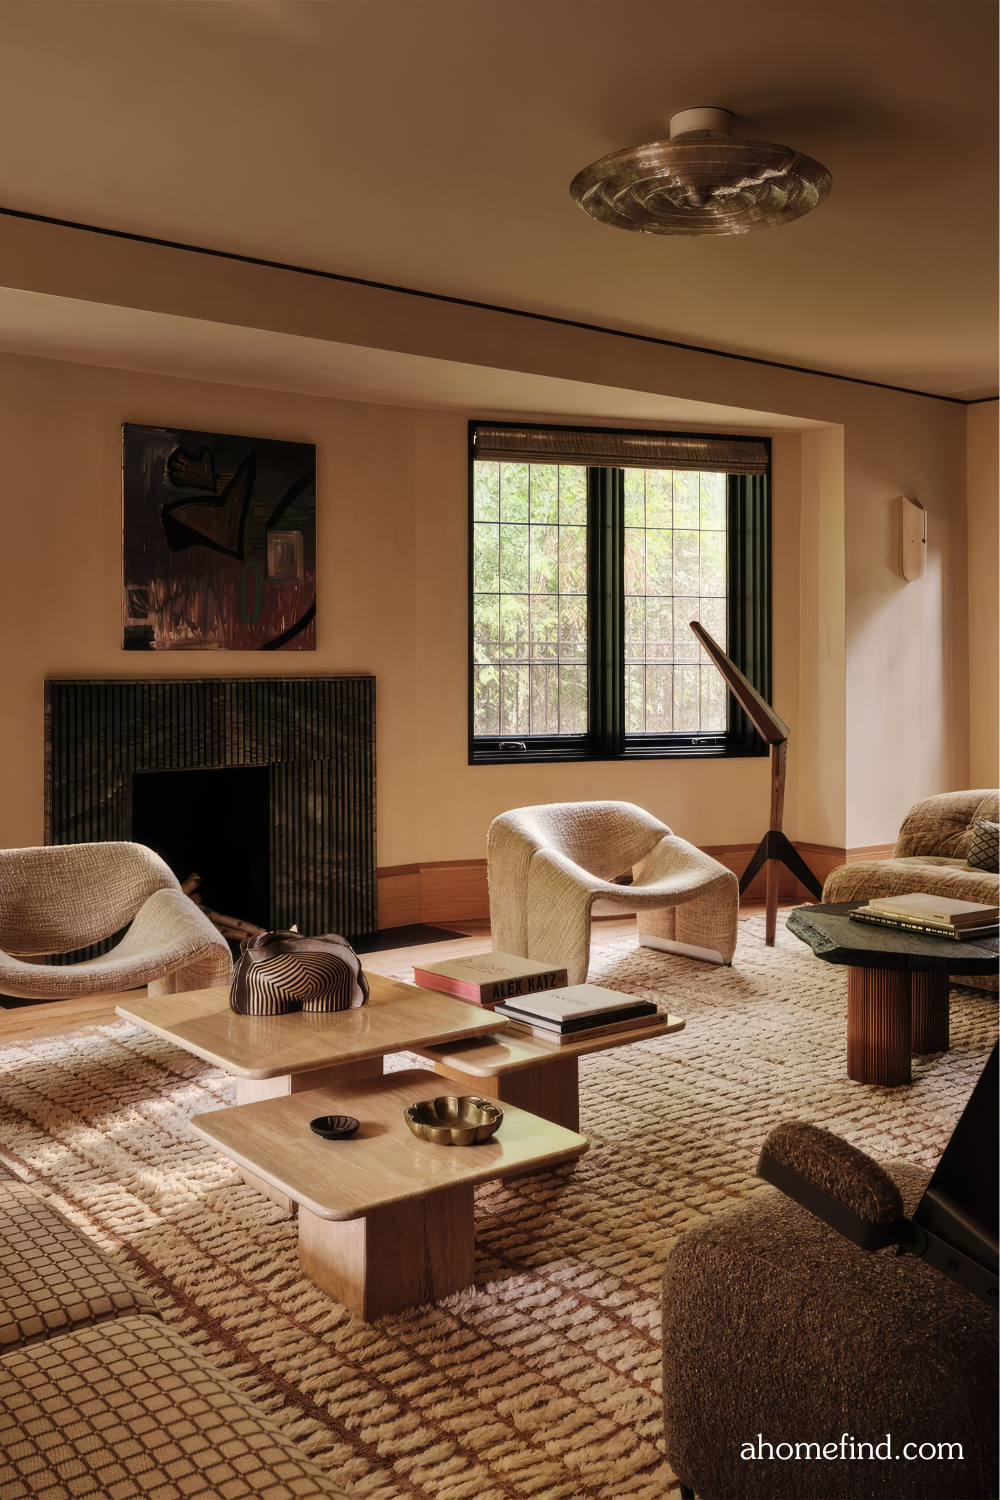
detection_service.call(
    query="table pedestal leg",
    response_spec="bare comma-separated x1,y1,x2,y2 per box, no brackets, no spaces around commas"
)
298,1183,475,1320
846,967,911,1086
234,1056,384,1107
911,971,950,1055
431,1055,580,1132
235,1058,385,1209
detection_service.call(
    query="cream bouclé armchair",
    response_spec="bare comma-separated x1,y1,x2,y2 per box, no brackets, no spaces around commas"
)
823,789,999,994
488,801,739,986
0,842,232,1000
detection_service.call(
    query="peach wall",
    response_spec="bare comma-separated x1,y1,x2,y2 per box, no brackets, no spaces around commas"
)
0,352,418,860
797,427,846,848
0,199,978,865
967,401,999,787
0,348,808,866
843,403,969,845
0,211,972,849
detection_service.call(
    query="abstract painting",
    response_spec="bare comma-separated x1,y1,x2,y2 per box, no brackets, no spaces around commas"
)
122,424,316,650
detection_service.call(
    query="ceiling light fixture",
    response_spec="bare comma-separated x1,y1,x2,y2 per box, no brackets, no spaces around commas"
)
570,106,832,236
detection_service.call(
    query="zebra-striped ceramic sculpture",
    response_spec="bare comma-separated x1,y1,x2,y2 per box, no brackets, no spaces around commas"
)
229,931,369,1015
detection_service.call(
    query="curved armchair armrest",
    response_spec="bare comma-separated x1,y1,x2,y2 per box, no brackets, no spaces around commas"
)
100,886,230,963
537,839,732,905
757,1125,907,1254
534,846,612,895
758,1121,999,1305
524,848,602,984
0,888,231,999
486,816,540,957
761,1122,904,1224
72,887,233,993
632,835,736,901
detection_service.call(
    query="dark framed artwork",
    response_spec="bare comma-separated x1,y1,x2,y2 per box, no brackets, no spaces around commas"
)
122,424,316,650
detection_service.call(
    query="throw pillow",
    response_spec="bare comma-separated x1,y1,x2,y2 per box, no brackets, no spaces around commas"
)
967,819,1000,873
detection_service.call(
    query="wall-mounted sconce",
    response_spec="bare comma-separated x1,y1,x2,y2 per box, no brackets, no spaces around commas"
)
899,496,926,582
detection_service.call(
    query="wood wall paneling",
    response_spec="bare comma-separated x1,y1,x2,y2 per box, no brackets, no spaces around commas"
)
375,843,894,927
377,861,490,928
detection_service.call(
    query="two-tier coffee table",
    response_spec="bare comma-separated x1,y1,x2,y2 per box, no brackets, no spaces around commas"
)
787,902,999,1087
413,1012,685,1131
117,977,506,1206
117,975,505,1102
189,1067,588,1320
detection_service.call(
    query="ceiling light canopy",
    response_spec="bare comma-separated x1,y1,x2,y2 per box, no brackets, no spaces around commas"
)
570,107,832,237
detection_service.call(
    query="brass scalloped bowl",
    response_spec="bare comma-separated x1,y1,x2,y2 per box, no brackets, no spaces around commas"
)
404,1094,504,1146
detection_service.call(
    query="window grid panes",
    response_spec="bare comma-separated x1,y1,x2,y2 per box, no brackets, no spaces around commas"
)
473,462,588,736
624,469,728,734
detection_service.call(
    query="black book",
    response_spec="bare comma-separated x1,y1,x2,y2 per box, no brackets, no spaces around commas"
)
494,999,658,1034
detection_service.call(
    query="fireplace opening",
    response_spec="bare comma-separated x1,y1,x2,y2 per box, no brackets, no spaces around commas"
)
131,766,270,951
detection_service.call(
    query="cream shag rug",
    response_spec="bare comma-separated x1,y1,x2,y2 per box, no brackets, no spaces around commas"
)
0,915,995,1500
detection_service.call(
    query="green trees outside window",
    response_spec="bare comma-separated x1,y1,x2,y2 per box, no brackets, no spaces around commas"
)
469,429,771,765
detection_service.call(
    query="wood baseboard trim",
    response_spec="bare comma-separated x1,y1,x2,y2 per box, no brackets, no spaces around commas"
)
702,844,835,901
376,841,893,928
844,843,897,862
377,860,490,929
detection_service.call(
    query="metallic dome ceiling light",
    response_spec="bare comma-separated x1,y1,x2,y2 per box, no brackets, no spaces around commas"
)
570,106,832,236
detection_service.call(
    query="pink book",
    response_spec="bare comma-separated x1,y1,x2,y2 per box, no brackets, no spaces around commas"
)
413,952,569,1009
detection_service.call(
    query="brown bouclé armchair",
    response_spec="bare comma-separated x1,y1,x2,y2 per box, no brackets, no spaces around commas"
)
662,1049,998,1499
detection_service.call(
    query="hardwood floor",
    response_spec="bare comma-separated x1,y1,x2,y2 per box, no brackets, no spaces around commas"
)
361,915,643,978
0,990,148,1043
0,902,785,1044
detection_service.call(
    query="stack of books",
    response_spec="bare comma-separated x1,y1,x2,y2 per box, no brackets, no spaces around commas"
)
412,952,569,1009
492,984,660,1046
850,893,999,941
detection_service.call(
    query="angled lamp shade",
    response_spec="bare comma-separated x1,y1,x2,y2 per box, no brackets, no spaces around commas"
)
690,620,822,944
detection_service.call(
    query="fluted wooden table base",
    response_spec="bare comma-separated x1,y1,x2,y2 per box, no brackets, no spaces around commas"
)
911,970,950,1055
846,967,953,1084
847,968,912,1085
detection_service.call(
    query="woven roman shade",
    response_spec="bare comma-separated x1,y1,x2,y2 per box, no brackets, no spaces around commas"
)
472,425,769,474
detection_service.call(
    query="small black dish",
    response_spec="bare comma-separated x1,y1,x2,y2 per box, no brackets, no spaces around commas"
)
310,1115,360,1140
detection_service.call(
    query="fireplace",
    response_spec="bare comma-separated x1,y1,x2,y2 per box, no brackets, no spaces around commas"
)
45,677,376,956
132,765,271,945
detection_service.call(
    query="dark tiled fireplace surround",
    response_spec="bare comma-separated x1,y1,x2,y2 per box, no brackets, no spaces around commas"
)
45,677,377,955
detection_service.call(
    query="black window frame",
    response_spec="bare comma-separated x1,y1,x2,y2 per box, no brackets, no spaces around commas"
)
468,420,772,765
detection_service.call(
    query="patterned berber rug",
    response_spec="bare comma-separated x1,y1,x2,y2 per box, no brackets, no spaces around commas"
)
0,914,995,1500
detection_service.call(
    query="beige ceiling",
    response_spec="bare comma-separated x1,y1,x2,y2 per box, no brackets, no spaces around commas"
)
0,1,994,398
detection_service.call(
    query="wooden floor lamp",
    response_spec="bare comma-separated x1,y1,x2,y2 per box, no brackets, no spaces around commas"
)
690,621,823,945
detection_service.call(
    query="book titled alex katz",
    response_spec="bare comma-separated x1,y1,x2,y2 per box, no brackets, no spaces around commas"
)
413,952,570,1008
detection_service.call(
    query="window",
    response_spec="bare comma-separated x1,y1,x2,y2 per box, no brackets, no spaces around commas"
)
623,467,727,735
472,461,589,738
469,422,771,764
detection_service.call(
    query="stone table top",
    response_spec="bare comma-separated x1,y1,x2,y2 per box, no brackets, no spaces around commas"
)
414,1014,685,1076
189,1068,588,1220
117,978,506,1078
786,902,999,975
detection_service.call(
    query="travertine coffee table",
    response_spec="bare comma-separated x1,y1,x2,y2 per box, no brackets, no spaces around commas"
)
190,1067,588,1320
117,976,505,1104
118,979,506,1205
414,1013,685,1130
